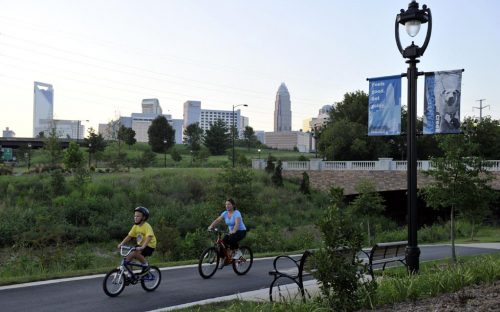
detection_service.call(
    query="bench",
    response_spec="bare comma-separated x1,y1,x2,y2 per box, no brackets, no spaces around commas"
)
268,250,315,302
361,241,408,279
268,248,356,302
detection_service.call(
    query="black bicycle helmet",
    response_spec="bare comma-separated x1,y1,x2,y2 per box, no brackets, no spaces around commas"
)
134,206,150,220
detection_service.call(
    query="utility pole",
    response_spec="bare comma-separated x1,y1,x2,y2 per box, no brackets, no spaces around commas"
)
473,99,489,122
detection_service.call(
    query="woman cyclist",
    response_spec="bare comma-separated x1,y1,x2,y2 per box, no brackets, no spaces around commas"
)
208,198,247,260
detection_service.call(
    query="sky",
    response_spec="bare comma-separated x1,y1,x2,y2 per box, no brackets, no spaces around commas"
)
1,0,499,138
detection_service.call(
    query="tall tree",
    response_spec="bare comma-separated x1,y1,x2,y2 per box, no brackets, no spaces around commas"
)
148,116,175,153
84,127,106,167
203,119,230,155
183,122,204,153
421,134,496,262
124,127,137,148
63,141,84,172
243,126,257,150
44,126,62,166
347,180,386,245
318,91,390,161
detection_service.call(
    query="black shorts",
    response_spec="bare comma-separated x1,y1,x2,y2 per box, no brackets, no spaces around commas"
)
139,246,155,257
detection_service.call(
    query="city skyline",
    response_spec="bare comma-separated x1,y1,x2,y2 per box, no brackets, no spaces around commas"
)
1,0,499,137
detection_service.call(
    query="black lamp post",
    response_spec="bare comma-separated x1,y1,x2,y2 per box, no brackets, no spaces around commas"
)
27,143,32,171
395,0,432,274
88,143,92,169
232,104,248,167
258,148,261,159
163,139,167,168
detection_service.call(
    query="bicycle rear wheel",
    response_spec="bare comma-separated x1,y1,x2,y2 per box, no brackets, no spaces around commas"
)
232,246,253,275
198,247,219,279
141,266,161,291
103,268,126,297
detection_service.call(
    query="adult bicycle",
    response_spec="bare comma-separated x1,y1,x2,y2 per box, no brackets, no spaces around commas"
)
103,246,162,297
198,228,253,279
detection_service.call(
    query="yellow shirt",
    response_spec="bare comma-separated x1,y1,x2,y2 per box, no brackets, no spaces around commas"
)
128,222,157,248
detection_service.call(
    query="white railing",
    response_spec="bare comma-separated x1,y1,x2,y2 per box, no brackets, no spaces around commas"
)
252,158,500,172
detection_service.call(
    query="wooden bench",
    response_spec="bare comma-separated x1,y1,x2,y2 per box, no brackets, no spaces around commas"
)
268,250,315,302
361,241,408,279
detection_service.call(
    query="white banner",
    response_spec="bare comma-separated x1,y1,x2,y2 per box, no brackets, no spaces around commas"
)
423,70,463,134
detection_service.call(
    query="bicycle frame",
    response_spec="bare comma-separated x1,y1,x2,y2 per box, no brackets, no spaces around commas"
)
117,246,155,283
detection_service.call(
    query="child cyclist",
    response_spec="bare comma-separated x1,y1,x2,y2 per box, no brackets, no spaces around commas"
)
117,206,157,274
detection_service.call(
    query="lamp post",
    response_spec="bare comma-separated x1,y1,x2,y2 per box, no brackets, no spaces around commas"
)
258,148,261,159
395,0,432,274
27,143,32,171
163,139,167,168
232,104,248,167
88,143,92,169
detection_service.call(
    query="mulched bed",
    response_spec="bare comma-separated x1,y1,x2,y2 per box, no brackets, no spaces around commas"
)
360,281,499,312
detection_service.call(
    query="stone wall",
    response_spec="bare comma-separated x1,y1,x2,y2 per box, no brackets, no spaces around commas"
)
283,170,500,195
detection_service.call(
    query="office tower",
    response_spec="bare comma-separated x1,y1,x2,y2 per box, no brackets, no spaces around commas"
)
183,100,202,129
274,83,292,132
33,81,54,137
142,99,162,115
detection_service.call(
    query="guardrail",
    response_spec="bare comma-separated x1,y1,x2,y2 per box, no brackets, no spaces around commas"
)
252,158,500,172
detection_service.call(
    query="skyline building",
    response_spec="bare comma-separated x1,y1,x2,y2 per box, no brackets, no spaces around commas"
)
33,81,54,137
183,100,248,140
274,83,292,132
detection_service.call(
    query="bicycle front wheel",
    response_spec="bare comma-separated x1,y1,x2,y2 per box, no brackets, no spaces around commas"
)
198,247,219,279
103,268,126,297
141,266,161,291
232,246,253,275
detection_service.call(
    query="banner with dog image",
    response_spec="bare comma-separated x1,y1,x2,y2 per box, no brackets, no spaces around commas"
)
424,70,463,134
367,75,401,136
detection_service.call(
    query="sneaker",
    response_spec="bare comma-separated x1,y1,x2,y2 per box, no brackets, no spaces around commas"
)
233,249,242,260
218,258,226,269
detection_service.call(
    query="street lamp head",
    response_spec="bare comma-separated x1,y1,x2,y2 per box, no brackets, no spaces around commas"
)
28,143,32,148
395,1,432,59
163,139,167,144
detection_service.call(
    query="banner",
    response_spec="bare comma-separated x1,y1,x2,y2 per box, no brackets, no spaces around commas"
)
368,75,401,136
423,70,463,134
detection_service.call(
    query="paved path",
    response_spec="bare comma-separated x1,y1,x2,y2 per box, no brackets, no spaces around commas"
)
0,244,498,312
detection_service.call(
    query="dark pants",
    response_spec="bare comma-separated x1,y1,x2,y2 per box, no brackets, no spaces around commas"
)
223,230,246,250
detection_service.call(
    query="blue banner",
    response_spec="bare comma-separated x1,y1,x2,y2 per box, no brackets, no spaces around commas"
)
368,75,401,136
424,70,463,134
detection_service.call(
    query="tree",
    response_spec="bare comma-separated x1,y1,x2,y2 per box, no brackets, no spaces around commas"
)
84,127,106,164
299,171,310,195
44,126,62,167
318,91,390,161
421,134,496,262
148,116,175,153
183,122,204,153
265,154,276,174
170,147,182,162
243,126,257,150
124,127,136,148
63,142,84,172
313,189,364,311
271,160,283,187
347,180,386,245
203,119,230,155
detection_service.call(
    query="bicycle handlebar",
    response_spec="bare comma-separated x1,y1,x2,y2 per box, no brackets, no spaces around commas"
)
119,245,136,257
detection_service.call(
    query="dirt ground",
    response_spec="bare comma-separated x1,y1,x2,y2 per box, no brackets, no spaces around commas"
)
363,282,499,311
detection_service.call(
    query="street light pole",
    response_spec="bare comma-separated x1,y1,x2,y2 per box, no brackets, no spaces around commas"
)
88,143,92,169
163,139,167,168
395,0,432,274
232,104,248,167
27,143,32,171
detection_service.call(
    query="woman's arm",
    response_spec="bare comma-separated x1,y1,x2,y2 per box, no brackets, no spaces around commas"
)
208,216,223,229
232,217,240,233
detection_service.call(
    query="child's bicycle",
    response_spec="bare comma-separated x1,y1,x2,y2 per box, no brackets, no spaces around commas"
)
198,228,253,279
102,246,162,297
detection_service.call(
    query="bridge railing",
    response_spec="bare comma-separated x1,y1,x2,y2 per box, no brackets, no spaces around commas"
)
252,158,500,172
